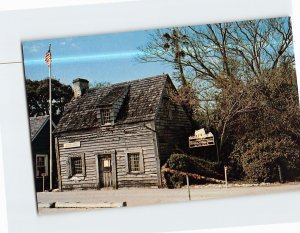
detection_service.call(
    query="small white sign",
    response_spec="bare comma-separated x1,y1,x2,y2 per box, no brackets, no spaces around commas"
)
63,141,81,149
103,160,111,168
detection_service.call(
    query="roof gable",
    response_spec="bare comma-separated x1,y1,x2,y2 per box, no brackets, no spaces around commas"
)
98,85,129,107
29,115,54,141
54,75,169,134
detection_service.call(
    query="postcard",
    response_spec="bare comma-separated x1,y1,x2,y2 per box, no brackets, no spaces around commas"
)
21,16,300,215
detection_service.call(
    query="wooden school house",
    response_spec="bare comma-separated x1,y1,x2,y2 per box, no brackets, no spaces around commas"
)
54,75,192,190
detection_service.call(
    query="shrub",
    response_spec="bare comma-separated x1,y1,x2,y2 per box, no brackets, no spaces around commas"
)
164,154,223,188
168,154,223,178
237,137,300,182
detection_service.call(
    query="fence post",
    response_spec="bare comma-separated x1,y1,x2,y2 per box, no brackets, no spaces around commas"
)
224,166,228,189
278,165,283,183
186,175,191,201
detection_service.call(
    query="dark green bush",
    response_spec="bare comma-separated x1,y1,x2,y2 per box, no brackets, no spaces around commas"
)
168,154,223,178
169,174,185,188
165,153,223,188
236,137,300,182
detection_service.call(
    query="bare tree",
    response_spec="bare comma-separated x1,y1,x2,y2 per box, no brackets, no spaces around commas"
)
138,17,295,161
138,17,293,84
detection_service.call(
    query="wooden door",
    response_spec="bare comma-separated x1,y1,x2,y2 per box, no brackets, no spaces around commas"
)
99,155,112,187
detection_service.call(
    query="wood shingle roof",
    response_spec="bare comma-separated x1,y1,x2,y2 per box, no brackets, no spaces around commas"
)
29,115,49,141
54,75,169,134
98,85,129,107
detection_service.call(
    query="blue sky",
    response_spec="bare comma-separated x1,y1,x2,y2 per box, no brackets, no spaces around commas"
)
22,30,173,86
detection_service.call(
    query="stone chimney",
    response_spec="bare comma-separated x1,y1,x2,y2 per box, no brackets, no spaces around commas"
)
73,78,89,97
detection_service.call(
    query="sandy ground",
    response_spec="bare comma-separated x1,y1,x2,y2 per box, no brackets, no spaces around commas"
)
37,182,300,214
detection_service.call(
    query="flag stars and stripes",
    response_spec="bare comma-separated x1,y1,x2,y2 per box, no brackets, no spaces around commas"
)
45,44,52,67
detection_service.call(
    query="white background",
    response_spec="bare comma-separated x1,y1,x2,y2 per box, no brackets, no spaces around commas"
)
1,0,300,233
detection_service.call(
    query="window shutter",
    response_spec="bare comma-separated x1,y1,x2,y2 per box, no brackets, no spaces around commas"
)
139,150,144,173
44,154,49,176
35,156,39,177
81,154,86,177
67,157,72,178
125,153,129,174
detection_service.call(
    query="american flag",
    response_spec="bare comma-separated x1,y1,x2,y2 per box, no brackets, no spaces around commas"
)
45,44,51,67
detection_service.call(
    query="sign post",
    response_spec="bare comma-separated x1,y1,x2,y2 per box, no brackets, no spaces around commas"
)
224,166,228,189
186,175,191,201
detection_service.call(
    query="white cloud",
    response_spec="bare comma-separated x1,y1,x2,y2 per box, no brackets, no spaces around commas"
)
70,42,78,48
29,45,40,53
58,38,78,48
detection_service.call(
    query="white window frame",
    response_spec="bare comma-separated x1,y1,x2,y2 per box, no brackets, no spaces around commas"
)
36,154,48,177
99,108,112,126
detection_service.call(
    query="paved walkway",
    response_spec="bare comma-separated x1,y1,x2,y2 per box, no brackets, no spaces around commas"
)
37,182,300,214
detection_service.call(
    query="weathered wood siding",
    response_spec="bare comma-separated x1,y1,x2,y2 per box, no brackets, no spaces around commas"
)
56,122,160,190
155,80,193,165
31,122,57,191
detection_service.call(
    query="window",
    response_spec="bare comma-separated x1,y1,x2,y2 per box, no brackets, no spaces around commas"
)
126,151,144,174
36,154,48,177
128,153,140,172
100,109,111,125
71,157,82,175
67,153,86,178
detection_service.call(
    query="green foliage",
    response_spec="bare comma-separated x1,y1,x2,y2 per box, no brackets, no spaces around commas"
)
139,18,300,184
26,78,73,123
216,64,300,182
168,174,185,189
168,154,222,177
165,154,223,187
232,137,300,182
89,81,111,88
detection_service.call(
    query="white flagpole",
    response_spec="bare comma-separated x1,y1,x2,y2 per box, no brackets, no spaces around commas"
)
48,44,53,191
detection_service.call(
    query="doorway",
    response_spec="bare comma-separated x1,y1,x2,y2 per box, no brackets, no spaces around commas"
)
98,154,113,188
